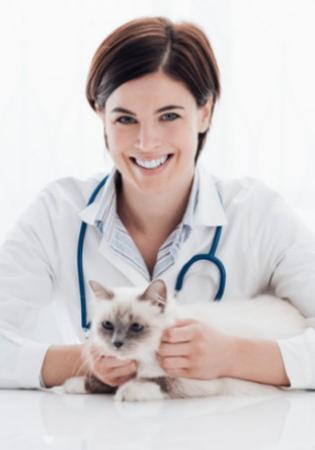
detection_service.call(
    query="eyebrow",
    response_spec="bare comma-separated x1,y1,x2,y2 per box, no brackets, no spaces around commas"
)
110,105,185,115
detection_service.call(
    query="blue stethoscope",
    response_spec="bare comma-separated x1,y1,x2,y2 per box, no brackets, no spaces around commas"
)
77,174,226,335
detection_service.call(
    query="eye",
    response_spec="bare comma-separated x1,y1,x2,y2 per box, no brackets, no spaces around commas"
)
115,113,180,124
130,322,144,333
102,320,114,331
161,112,180,121
115,115,136,125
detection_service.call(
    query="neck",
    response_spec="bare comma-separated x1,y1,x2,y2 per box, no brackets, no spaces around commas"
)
116,171,195,237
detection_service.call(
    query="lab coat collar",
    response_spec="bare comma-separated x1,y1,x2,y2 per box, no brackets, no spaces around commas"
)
78,168,117,226
195,164,228,227
78,164,228,228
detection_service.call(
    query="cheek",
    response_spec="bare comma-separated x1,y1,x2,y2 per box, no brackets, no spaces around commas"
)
97,326,111,341
170,121,199,150
107,125,134,151
94,330,112,352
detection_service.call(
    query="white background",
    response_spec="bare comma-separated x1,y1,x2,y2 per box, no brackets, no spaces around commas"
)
1,0,315,239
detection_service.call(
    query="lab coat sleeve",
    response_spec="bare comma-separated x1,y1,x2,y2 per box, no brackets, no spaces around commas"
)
0,186,58,389
251,183,315,390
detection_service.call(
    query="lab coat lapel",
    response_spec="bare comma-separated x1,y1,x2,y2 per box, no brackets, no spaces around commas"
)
159,167,228,288
78,165,228,288
195,165,228,227
78,192,148,287
97,233,149,286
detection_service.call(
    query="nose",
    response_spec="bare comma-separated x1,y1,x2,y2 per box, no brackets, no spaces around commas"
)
113,340,124,349
135,121,161,151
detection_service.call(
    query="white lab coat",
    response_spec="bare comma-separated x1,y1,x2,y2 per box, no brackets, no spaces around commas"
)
1,165,315,390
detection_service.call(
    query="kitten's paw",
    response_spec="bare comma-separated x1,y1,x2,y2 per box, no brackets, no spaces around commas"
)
115,379,167,402
62,376,87,394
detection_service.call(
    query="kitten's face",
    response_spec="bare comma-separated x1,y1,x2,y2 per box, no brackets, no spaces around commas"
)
88,278,168,358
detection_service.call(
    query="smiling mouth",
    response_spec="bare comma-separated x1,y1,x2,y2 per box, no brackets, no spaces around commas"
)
130,154,173,170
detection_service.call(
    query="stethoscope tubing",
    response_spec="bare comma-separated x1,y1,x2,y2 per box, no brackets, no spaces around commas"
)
174,226,226,300
77,175,109,332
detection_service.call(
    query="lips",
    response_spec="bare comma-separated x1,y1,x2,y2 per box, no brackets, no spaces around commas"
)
130,153,174,170
130,154,174,174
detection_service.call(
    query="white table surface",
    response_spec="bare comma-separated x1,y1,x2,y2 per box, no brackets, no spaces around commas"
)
1,388,315,450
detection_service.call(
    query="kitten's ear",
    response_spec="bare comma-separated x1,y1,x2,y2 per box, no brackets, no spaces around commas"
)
88,280,114,300
138,279,167,312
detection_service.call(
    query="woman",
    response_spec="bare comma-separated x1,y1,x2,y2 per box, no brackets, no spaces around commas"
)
1,16,315,391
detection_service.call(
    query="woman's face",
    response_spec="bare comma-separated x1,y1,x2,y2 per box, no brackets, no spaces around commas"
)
99,71,212,195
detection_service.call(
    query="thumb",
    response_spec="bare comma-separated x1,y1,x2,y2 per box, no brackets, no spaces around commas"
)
173,318,199,328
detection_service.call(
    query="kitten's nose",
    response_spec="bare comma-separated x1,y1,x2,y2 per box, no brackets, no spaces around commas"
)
113,340,124,349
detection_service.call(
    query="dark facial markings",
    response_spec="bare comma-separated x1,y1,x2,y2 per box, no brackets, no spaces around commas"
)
97,305,152,350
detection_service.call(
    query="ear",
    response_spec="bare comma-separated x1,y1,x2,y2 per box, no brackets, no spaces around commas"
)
138,279,168,312
88,280,114,300
198,97,213,133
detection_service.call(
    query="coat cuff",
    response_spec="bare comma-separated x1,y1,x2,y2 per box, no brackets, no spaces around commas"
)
276,327,315,390
15,342,52,389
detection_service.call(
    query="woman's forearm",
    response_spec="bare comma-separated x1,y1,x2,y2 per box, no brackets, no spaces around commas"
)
41,339,290,389
41,344,89,388
226,337,290,387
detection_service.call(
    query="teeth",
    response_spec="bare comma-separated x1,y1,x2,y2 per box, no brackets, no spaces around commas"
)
134,155,168,169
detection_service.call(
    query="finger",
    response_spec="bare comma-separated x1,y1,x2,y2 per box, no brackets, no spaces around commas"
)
106,358,135,369
162,324,197,343
161,319,198,339
92,358,134,382
88,344,109,364
88,344,132,367
166,367,189,378
112,374,135,386
109,361,137,379
89,343,107,360
160,356,190,370
157,342,191,357
93,361,136,386
92,353,133,369
103,374,131,387
173,319,199,327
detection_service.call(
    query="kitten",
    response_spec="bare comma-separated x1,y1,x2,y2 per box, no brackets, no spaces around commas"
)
62,279,307,401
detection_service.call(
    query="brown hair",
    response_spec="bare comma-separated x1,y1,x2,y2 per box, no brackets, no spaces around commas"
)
86,16,221,162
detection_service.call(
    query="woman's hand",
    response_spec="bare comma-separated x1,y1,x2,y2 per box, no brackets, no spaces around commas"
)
156,319,234,380
87,344,138,387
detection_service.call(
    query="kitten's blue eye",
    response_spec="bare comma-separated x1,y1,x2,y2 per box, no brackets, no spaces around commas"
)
102,321,114,331
130,323,144,333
